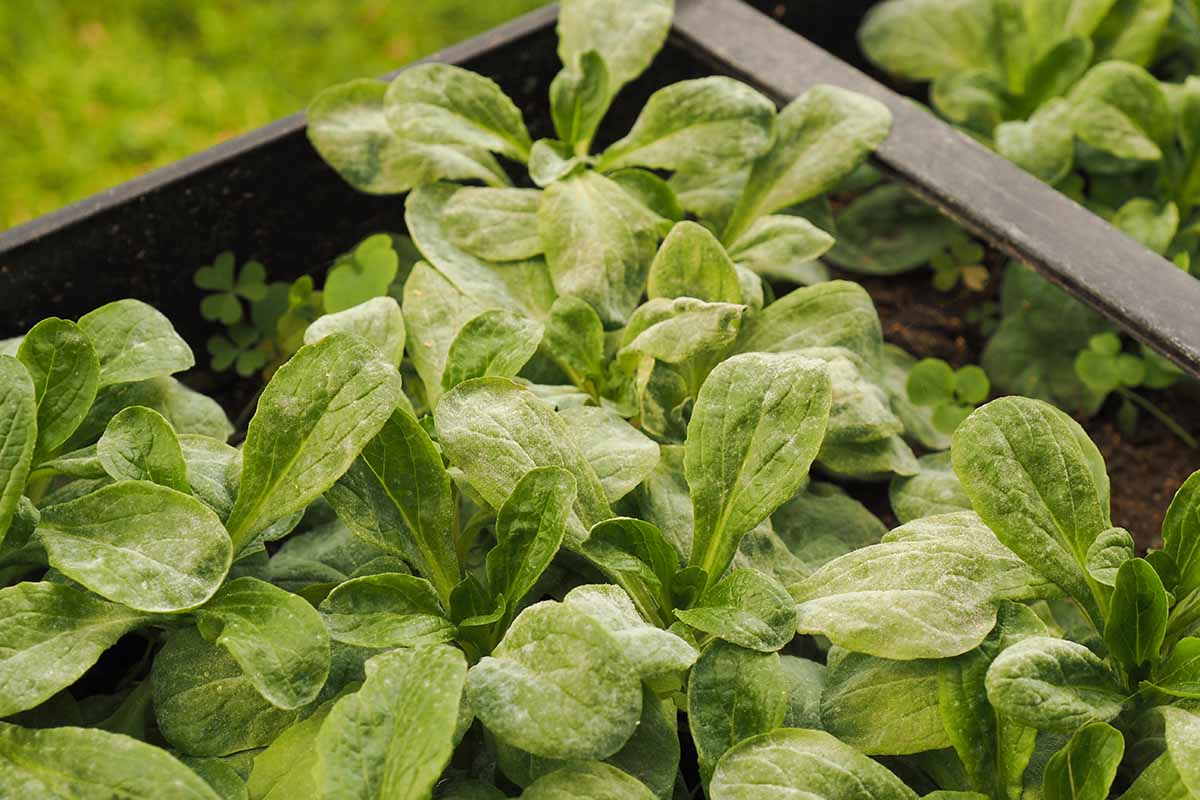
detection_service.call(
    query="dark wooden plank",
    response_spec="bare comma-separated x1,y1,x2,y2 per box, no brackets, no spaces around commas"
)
675,0,1200,378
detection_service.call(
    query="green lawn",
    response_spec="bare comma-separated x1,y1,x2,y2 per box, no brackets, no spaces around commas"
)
0,0,547,231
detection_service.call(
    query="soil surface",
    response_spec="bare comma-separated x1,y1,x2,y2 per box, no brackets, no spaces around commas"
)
845,262,1200,550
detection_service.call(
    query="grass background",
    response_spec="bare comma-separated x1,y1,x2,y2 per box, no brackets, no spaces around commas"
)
0,0,547,231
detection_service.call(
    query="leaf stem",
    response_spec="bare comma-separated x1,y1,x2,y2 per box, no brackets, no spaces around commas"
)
1116,388,1198,449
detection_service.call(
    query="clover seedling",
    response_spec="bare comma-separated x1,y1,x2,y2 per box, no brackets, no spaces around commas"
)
906,357,989,433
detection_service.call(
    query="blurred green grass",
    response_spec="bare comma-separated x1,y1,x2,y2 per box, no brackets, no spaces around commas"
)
0,0,548,231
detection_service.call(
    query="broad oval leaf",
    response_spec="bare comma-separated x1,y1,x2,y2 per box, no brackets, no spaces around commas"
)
794,512,1056,659
320,572,455,649
709,727,918,800
550,50,610,149
0,582,149,717
315,645,468,800
821,650,948,756
487,467,576,620
246,698,337,800
563,584,698,679
436,378,611,545
97,405,189,493
324,408,459,605
521,762,657,800
557,0,672,97
675,568,796,652
727,214,834,286
442,187,544,262
736,280,883,368
0,722,221,800
685,352,832,589
38,481,232,613
559,406,659,505
889,451,972,524
153,629,302,757
442,309,544,391
723,85,892,243
1042,722,1124,800
467,600,642,760
384,63,532,163
688,640,788,783
1148,637,1200,698
1104,558,1168,671
195,577,330,710
647,221,743,304
303,297,406,369
0,356,36,545
308,79,506,194
1163,467,1200,597
226,333,402,552
538,170,665,327
1085,527,1135,587
77,298,194,387
1160,706,1200,795
985,636,1127,731
952,397,1110,624
598,77,775,173
16,318,99,462
858,0,1000,83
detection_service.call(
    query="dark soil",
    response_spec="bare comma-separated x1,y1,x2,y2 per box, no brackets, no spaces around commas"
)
845,262,1200,550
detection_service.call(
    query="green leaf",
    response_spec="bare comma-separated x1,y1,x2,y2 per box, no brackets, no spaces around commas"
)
779,655,826,729
38,481,232,612
709,728,918,800
16,318,99,461
550,50,610,149
1105,558,1169,671
0,722,221,800
647,221,743,304
985,636,1127,731
771,480,886,572
0,582,149,717
563,584,698,680
907,358,955,407
609,167,685,222
827,184,963,277
580,518,681,627
245,698,336,800
727,215,833,286
182,757,247,800
319,572,455,649
1067,62,1170,164
794,512,1057,659
194,577,329,710
1092,0,1173,66
0,356,36,545
315,645,467,800
77,298,194,387
538,170,664,327
442,309,544,391
880,344,953,451
308,79,508,194
598,77,775,173
619,298,745,370
528,139,589,187
324,408,459,605
858,0,999,83
1163,468,1200,597
723,85,892,243
890,452,973,524
442,187,544,262
467,600,642,760
487,467,576,619
1160,705,1200,795
1112,198,1180,255
542,295,607,394
952,397,1110,624
304,297,406,368
556,0,672,99
153,628,302,757
996,99,1076,184
817,433,920,481
560,407,659,505
736,281,883,368
686,352,832,589
1042,722,1124,800
688,640,789,784
675,568,796,652
384,62,532,163
96,405,189,492
820,650,948,756
1148,637,1200,698
436,378,612,546
324,234,399,314
954,365,989,405
520,762,657,800
226,333,402,552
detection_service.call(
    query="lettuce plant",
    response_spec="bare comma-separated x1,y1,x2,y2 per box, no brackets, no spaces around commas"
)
798,395,1200,798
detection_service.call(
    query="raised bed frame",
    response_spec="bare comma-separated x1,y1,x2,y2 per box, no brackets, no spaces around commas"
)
3,0,1198,377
